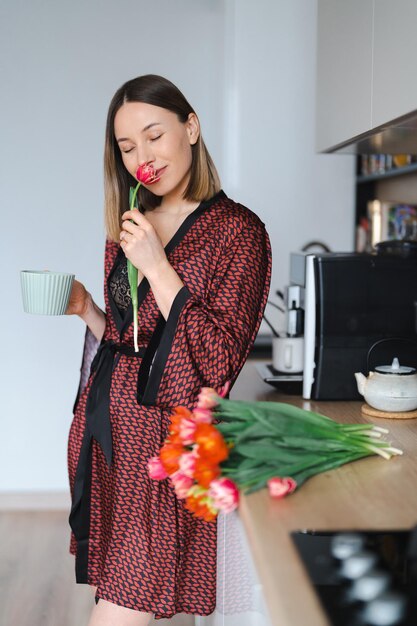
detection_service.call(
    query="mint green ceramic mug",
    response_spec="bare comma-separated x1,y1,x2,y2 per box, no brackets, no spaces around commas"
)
20,270,75,315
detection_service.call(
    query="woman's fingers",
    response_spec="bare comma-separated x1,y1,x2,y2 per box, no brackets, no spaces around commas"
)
65,279,90,316
120,211,165,275
120,229,138,244
121,210,152,229
122,209,142,222
120,221,138,236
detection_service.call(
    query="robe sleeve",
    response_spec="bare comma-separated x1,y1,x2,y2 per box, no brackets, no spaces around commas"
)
149,214,272,406
72,238,112,413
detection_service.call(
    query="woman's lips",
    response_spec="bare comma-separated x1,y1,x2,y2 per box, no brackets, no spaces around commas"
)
154,166,167,179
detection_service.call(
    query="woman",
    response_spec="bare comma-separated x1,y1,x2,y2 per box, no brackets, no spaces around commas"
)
66,74,272,626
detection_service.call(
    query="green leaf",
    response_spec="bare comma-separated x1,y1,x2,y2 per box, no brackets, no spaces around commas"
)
216,421,248,436
277,435,363,452
237,457,263,471
235,441,307,463
216,399,334,426
292,450,372,485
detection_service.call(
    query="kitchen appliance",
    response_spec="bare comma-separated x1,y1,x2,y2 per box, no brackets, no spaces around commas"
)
289,251,417,400
291,528,417,626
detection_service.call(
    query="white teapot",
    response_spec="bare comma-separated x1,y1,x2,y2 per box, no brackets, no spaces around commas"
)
355,358,417,412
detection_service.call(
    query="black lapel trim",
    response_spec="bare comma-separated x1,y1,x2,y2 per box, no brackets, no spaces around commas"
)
68,427,93,583
138,285,192,406
106,246,126,334
107,190,226,340
136,314,166,404
163,190,226,258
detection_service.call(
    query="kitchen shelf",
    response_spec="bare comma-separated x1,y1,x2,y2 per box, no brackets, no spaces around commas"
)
357,161,417,184
355,155,417,248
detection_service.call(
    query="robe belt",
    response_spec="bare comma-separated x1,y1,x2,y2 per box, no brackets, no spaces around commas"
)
85,339,146,467
69,339,146,583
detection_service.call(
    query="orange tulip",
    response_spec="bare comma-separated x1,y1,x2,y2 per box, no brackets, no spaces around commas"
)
168,407,195,440
172,406,194,419
194,457,220,488
159,443,185,474
185,490,217,522
194,423,229,464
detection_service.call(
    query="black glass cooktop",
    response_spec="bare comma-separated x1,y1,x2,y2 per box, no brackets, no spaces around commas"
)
291,529,417,626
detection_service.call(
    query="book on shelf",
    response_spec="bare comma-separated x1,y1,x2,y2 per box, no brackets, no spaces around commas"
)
356,201,417,252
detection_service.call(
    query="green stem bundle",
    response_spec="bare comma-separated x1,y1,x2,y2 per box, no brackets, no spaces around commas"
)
213,398,403,495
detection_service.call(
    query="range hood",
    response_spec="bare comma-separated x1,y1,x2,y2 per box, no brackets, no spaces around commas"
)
324,109,417,155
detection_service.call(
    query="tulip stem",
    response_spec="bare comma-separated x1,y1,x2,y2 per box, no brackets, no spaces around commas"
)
128,182,141,352
130,182,141,210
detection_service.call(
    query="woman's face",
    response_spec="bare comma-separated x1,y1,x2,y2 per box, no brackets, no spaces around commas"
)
114,101,199,203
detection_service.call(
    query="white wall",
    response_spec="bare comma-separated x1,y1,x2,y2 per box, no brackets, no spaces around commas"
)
0,0,227,492
226,0,355,310
0,0,354,493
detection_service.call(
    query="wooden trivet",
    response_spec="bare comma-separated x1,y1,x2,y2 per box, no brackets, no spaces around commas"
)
361,403,417,419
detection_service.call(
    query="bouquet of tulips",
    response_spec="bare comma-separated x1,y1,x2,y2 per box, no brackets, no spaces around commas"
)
148,384,403,521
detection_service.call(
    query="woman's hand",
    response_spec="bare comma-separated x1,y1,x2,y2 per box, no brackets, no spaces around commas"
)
120,210,168,279
65,279,91,316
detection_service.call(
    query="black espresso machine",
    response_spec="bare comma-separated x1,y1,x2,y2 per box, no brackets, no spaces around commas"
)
289,249,417,400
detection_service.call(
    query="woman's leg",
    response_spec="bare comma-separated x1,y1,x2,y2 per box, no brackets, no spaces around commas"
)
87,599,153,626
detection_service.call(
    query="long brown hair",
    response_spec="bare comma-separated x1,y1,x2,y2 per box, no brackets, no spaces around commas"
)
104,74,221,242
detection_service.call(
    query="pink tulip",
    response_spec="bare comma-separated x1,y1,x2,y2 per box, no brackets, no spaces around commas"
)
218,381,231,398
196,387,220,410
195,382,231,411
170,470,194,499
136,163,161,185
179,417,197,445
208,477,239,514
147,456,168,480
193,407,213,424
179,451,197,477
267,477,297,499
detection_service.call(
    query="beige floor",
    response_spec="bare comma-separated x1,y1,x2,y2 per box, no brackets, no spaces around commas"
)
0,511,193,626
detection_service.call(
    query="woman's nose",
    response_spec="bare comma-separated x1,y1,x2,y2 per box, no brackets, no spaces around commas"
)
138,157,154,169
137,147,155,167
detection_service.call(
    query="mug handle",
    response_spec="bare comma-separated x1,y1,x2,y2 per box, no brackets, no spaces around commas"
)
284,345,293,369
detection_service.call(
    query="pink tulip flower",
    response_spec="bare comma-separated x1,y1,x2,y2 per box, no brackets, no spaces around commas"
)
179,417,197,445
218,381,231,397
193,407,213,424
267,477,297,499
136,163,161,185
147,456,168,480
208,477,239,514
170,470,194,499
196,381,231,411
196,388,220,410
179,451,198,478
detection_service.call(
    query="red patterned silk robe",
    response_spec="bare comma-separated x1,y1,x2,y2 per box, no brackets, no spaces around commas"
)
67,190,272,619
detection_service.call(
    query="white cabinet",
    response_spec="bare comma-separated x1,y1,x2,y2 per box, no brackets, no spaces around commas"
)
196,512,272,626
316,0,374,152
316,0,417,152
372,0,417,128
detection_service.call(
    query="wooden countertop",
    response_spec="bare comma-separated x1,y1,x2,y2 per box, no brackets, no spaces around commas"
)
230,360,417,626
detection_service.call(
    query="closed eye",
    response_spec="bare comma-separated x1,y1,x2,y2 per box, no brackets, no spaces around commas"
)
122,148,134,153
150,135,162,142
